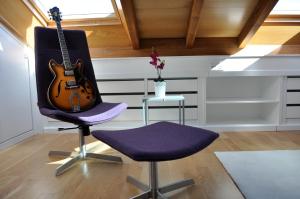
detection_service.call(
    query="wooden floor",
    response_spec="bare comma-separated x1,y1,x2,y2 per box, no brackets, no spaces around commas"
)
1,131,300,199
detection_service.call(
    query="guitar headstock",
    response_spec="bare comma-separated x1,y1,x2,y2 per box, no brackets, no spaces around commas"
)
48,7,62,22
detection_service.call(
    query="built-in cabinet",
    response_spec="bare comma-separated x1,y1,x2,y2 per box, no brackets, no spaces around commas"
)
44,73,300,132
0,26,35,148
278,76,300,130
286,77,300,118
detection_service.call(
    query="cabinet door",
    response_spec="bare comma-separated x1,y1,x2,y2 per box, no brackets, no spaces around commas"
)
0,26,33,143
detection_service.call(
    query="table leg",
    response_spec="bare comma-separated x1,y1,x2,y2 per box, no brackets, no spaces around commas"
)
179,100,182,125
143,100,149,125
182,99,185,125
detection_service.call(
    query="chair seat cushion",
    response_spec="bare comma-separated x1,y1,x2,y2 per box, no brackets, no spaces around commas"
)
92,122,219,161
39,102,127,125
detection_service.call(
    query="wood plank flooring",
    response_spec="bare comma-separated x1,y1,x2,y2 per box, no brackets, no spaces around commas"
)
1,131,300,199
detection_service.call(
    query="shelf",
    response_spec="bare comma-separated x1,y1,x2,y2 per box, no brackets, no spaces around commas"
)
206,76,280,101
205,119,275,126
206,103,279,125
206,98,279,104
204,120,277,132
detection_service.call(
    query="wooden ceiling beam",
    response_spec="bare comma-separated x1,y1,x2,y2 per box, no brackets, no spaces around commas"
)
238,0,279,48
264,14,300,26
22,0,47,27
89,37,240,58
186,0,204,48
112,0,140,49
0,16,26,44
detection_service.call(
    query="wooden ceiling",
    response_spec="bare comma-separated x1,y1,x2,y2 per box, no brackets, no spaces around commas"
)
17,0,300,57
113,0,279,49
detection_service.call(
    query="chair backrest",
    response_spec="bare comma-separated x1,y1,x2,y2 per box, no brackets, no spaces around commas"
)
34,27,102,109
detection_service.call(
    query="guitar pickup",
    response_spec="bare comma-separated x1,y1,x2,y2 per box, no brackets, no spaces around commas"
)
66,80,79,89
64,70,74,76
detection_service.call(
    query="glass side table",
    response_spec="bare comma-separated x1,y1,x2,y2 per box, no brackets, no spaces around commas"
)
142,95,185,125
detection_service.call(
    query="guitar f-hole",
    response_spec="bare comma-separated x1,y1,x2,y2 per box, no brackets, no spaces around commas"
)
56,80,62,97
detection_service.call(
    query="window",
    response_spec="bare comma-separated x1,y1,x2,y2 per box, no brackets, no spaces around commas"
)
33,0,115,20
271,0,300,15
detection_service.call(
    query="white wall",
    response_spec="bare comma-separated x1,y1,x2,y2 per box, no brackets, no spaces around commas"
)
92,54,300,79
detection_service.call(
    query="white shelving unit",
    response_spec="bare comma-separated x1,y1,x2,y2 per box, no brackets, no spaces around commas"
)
205,76,280,129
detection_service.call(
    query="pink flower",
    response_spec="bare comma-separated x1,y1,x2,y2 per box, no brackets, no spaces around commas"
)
150,52,159,60
157,61,165,69
149,60,157,66
150,51,159,67
149,47,165,81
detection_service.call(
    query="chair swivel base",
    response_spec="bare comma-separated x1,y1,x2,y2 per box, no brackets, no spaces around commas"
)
49,126,122,176
49,150,122,176
127,162,194,199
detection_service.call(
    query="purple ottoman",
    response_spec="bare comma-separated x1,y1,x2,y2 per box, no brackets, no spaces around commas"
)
92,121,219,199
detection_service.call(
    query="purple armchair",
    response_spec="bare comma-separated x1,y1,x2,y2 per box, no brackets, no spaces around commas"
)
34,27,127,176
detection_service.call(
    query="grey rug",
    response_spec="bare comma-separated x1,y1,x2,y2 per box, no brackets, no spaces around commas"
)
215,150,300,199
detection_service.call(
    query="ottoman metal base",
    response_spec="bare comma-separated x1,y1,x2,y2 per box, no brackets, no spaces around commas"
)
127,162,194,199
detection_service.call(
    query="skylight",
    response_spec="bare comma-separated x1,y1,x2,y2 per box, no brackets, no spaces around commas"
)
271,0,300,15
33,0,115,20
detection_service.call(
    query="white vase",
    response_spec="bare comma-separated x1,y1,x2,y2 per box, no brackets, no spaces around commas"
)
154,81,166,98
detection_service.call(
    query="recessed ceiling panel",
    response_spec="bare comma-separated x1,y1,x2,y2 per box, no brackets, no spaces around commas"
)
197,0,259,37
134,0,193,38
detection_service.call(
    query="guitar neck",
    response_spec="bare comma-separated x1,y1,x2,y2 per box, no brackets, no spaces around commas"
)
56,22,72,70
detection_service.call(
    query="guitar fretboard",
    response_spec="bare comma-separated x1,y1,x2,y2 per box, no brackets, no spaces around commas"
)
56,22,72,70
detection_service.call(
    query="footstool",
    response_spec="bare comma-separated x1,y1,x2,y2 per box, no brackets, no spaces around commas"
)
92,121,219,199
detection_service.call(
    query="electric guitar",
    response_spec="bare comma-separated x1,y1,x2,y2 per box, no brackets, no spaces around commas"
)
47,7,96,112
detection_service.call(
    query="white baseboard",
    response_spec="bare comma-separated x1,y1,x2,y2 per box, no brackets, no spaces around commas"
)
0,130,36,150
277,124,300,131
202,124,277,133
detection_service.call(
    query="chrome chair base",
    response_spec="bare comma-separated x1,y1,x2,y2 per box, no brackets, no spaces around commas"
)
49,150,122,176
49,127,122,176
127,162,194,199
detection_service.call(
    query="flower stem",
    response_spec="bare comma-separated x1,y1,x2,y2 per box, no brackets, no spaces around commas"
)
156,68,161,80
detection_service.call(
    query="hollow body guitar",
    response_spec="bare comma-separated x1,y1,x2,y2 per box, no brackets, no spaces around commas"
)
47,7,96,112
48,59,95,112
